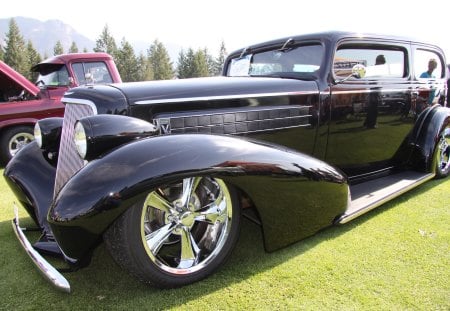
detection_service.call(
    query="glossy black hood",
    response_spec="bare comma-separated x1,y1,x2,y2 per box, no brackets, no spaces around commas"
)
63,76,318,111
115,76,318,105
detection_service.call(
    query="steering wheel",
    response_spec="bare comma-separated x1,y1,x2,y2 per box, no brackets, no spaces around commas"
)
35,80,45,87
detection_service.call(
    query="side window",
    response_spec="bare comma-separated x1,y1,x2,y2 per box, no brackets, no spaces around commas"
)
414,49,443,79
334,45,406,79
72,62,113,85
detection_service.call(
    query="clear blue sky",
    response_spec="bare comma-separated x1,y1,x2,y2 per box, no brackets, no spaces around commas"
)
2,0,450,58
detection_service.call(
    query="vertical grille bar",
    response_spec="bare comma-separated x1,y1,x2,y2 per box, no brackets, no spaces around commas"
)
53,103,95,198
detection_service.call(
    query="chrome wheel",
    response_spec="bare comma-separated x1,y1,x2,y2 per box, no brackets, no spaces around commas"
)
0,126,35,165
104,176,240,288
142,177,233,274
9,132,34,157
435,130,450,178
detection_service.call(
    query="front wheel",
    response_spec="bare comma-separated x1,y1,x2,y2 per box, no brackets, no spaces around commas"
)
0,126,34,166
104,177,240,288
434,128,450,178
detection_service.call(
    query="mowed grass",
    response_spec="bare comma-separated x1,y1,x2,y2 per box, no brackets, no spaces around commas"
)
0,167,449,310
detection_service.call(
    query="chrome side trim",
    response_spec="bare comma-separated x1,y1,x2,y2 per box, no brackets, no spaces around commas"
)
135,91,316,105
155,105,312,135
12,204,70,293
61,97,98,115
331,88,409,95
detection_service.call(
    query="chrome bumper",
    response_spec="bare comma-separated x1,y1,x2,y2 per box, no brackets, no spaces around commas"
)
12,204,71,293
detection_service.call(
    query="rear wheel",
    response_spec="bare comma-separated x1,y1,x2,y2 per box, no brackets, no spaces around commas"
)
434,128,450,178
104,177,240,288
0,126,34,165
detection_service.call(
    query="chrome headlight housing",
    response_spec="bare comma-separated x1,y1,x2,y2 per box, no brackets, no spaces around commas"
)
34,118,64,151
73,115,157,161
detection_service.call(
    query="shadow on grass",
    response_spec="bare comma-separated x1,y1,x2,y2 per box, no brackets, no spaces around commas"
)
0,177,447,309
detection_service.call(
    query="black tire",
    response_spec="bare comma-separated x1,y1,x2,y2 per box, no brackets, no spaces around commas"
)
104,177,240,288
434,128,450,178
0,126,34,166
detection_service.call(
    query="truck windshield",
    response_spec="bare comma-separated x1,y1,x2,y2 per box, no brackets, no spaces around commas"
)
36,65,70,87
227,43,324,79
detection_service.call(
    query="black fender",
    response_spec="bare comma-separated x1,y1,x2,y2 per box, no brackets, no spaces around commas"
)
409,105,450,172
3,142,56,233
48,134,348,261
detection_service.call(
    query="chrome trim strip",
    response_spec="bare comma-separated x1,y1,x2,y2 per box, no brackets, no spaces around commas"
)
135,91,316,105
12,204,71,293
61,96,98,115
331,88,409,95
158,105,312,118
337,173,435,224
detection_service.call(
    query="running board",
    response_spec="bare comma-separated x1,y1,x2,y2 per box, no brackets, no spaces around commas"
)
336,171,434,224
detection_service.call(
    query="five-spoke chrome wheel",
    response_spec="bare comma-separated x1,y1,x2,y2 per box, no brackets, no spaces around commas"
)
105,176,240,288
435,129,450,178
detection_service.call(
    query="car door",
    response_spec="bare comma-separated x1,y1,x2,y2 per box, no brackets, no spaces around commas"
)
326,40,414,179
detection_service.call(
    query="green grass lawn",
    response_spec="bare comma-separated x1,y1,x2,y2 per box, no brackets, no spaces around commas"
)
0,167,449,310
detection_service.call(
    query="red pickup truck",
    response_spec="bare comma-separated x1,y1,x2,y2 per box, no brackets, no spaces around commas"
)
0,53,121,165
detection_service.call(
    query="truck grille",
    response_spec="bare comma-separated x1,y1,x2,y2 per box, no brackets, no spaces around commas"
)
54,102,96,197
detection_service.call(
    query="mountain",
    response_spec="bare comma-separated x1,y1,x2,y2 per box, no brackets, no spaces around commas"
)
0,17,182,62
0,17,95,56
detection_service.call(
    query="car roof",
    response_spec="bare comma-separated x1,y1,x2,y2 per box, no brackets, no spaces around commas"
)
228,31,442,56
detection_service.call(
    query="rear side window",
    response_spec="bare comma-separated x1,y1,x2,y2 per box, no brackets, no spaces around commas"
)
72,62,113,85
414,49,444,79
334,45,407,79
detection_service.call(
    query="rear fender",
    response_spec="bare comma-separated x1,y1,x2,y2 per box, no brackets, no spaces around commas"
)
409,105,450,171
49,134,348,259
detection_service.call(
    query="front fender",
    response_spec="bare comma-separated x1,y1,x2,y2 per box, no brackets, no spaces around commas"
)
49,134,348,259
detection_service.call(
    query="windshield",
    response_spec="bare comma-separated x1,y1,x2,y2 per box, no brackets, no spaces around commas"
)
227,44,324,78
36,65,70,87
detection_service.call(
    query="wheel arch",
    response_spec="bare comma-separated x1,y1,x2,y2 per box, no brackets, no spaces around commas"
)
409,105,450,173
48,134,349,261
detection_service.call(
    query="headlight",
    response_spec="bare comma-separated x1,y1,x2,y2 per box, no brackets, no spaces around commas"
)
34,122,42,148
34,118,63,151
74,121,87,159
73,115,156,161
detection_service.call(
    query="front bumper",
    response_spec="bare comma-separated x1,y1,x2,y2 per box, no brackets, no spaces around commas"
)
12,204,71,293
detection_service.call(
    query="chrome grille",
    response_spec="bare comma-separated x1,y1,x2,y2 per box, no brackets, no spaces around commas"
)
54,102,95,197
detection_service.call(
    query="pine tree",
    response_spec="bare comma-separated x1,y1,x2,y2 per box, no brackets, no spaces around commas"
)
147,39,173,80
94,25,117,57
116,38,139,82
177,48,195,79
69,41,79,53
136,53,153,81
177,48,211,78
192,49,209,77
26,40,42,81
4,18,28,75
0,43,4,61
203,48,216,76
54,40,64,55
213,40,227,76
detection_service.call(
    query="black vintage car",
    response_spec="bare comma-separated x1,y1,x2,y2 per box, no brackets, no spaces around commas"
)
4,31,450,292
